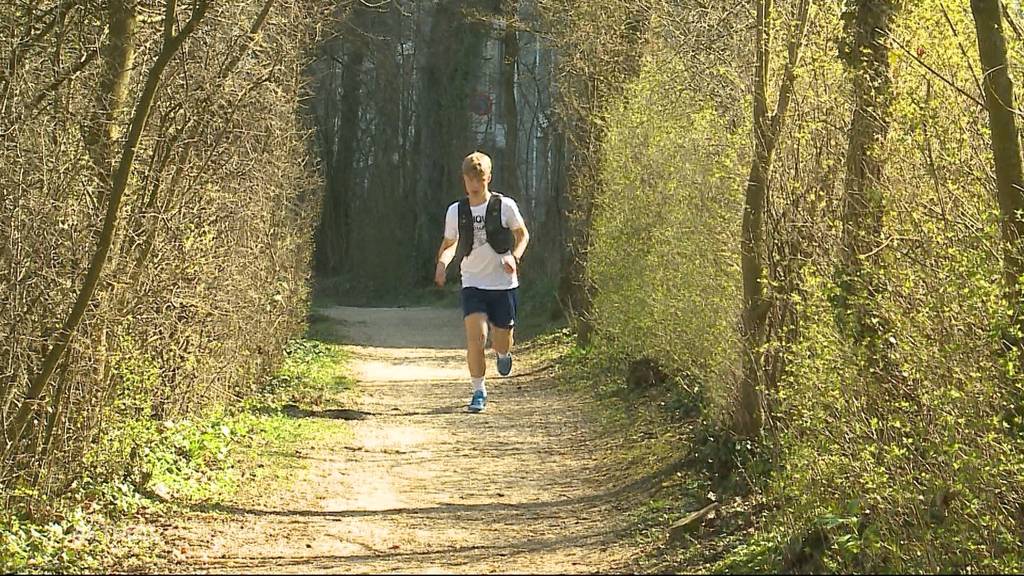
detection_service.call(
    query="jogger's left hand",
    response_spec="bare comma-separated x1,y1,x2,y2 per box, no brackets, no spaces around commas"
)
501,254,517,275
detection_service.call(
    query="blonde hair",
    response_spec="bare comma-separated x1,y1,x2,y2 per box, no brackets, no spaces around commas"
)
462,151,492,181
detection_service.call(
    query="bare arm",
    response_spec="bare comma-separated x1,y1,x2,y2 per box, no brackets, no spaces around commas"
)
511,225,530,262
502,224,530,274
435,236,458,287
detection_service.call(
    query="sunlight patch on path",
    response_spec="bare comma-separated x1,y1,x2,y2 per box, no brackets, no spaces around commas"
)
351,358,466,384
164,306,636,574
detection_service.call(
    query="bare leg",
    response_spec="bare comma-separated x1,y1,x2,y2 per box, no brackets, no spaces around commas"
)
491,324,514,356
464,313,488,378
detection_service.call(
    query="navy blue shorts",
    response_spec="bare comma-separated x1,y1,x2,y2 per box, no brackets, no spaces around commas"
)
461,287,519,330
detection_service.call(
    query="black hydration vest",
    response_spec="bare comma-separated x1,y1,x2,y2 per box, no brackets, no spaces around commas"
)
457,192,514,258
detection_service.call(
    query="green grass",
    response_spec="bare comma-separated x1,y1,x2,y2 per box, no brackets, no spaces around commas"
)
0,338,353,574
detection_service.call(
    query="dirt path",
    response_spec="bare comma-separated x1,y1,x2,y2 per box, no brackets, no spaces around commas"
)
165,306,639,574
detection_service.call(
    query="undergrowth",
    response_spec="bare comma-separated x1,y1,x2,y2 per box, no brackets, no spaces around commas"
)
0,338,352,573
555,330,801,574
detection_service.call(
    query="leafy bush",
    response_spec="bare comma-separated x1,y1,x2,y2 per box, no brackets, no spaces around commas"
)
0,0,327,505
588,40,748,425
0,338,350,573
571,1,1024,571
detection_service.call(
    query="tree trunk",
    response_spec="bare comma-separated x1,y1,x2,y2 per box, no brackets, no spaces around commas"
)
557,4,651,345
735,0,811,439
314,46,364,276
971,0,1024,352
559,116,599,344
836,0,898,365
500,0,520,199
409,3,483,284
83,0,138,189
736,0,773,439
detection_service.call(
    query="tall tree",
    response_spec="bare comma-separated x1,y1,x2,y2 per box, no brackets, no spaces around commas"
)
500,0,520,199
410,3,490,282
735,0,811,439
82,0,137,192
313,45,364,277
835,0,899,367
971,0,1024,356
555,0,652,344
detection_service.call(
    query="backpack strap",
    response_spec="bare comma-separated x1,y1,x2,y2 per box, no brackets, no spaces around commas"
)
457,199,474,258
484,192,514,255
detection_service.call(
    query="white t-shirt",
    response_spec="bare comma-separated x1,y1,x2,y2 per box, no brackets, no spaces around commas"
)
444,194,526,290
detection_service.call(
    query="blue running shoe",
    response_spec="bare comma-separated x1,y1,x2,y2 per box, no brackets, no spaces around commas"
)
468,390,487,413
496,353,513,377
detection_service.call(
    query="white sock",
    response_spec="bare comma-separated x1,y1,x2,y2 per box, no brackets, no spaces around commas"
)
497,351,510,359
472,377,486,394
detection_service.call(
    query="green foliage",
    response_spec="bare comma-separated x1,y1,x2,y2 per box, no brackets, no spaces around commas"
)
588,37,748,425
0,509,108,574
261,339,353,406
1,0,325,516
762,262,1024,572
0,338,351,573
574,0,1024,572
513,275,567,339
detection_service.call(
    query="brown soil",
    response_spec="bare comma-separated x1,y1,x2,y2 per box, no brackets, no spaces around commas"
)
160,306,644,574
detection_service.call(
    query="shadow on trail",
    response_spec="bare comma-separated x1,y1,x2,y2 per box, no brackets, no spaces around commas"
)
202,529,629,571
279,403,469,420
281,404,373,421
189,455,689,520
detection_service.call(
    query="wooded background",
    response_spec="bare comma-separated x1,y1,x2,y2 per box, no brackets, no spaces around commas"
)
1,0,329,502
7,0,1024,571
310,0,567,293
558,0,1024,570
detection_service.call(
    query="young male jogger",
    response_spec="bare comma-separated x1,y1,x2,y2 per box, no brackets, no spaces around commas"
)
434,152,530,413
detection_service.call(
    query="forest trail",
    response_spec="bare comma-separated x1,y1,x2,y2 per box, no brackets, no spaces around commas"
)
163,306,639,574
